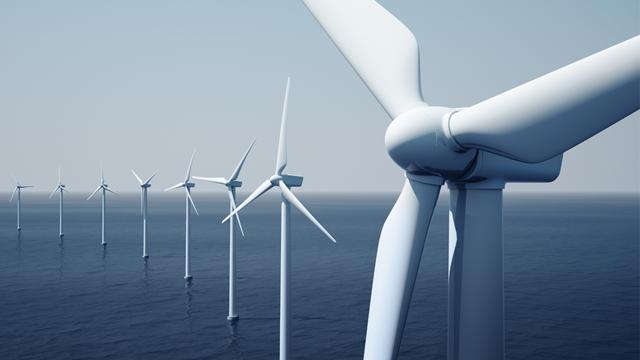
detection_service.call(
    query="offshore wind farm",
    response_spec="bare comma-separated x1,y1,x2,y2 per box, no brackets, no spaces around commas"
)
0,1,639,360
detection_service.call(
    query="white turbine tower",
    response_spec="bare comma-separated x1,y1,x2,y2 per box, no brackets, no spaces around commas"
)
194,139,254,321
303,1,640,359
49,168,67,238
88,168,117,246
165,151,199,282
132,170,158,259
10,177,34,231
223,77,336,360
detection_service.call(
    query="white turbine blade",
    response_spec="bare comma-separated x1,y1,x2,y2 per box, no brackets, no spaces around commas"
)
185,150,196,182
100,167,105,185
278,181,336,243
303,0,425,118
49,186,59,199
87,186,101,200
104,188,117,195
131,169,143,185
185,189,199,216
229,139,256,181
275,77,290,175
227,189,245,237
21,185,34,188
58,167,61,184
193,176,227,185
364,178,441,359
164,182,184,192
140,190,144,215
450,35,640,163
143,171,158,185
222,179,273,223
9,187,17,202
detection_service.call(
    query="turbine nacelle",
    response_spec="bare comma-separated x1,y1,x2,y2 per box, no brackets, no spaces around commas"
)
269,174,303,188
386,105,563,185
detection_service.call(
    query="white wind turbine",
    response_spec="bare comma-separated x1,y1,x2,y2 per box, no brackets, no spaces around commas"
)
10,177,34,231
165,151,199,281
49,168,67,238
194,139,254,321
87,168,117,246
303,1,640,359
132,170,158,259
223,77,336,360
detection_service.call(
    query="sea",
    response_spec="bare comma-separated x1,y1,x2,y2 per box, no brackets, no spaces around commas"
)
0,192,637,359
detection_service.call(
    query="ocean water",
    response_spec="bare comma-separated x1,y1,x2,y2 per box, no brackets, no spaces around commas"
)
0,192,637,360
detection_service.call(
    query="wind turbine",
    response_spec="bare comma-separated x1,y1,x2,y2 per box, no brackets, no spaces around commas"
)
303,1,640,359
49,168,67,238
132,170,158,259
194,139,254,321
223,77,336,360
87,168,117,246
10,177,34,231
165,151,199,281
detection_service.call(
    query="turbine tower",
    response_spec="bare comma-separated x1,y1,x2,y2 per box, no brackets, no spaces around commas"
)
223,77,336,360
49,168,67,238
10,177,34,231
194,139,254,321
88,168,117,246
303,1,640,359
165,151,199,282
132,170,158,259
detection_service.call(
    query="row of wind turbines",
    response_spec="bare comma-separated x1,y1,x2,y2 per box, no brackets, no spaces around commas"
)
9,78,336,358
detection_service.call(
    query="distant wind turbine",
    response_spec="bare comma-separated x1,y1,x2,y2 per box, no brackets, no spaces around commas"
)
223,77,336,360
10,177,34,231
132,170,158,259
87,168,117,246
165,151,199,281
49,168,67,238
194,139,255,321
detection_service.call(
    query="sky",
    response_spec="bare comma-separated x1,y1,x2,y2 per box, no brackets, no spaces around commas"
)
0,0,638,194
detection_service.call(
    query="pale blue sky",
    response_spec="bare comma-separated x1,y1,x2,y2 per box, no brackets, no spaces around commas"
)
0,0,638,193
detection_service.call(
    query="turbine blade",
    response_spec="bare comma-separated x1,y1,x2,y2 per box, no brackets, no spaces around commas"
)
104,188,117,195
278,181,336,243
364,178,441,359
87,186,101,200
58,167,61,184
132,169,143,185
229,139,256,181
185,150,196,182
303,0,425,118
275,77,290,175
164,183,184,192
449,35,640,163
222,179,273,223
193,176,227,185
9,187,17,202
143,171,158,185
100,167,105,185
186,189,199,216
140,189,144,215
49,186,58,199
227,189,245,237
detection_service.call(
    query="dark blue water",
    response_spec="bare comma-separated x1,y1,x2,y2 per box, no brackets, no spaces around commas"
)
0,192,637,359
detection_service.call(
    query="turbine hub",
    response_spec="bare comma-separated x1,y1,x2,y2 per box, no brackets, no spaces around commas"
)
269,175,283,185
385,105,477,179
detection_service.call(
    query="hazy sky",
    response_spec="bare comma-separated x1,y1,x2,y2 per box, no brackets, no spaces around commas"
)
1,0,638,194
